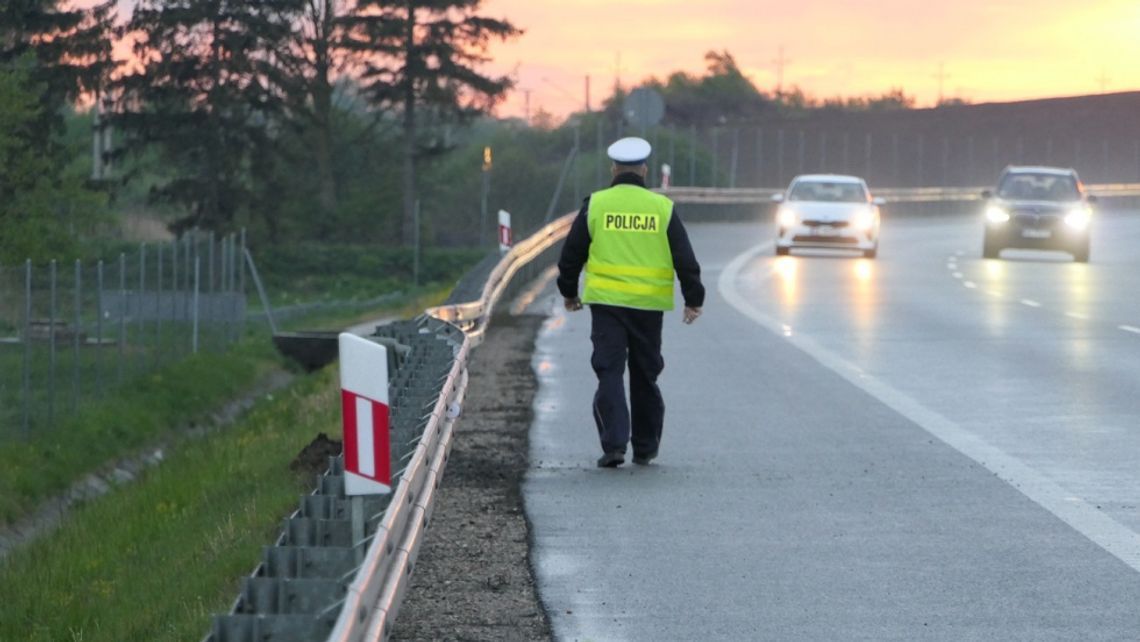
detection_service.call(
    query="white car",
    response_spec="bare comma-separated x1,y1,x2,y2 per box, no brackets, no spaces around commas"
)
772,174,883,258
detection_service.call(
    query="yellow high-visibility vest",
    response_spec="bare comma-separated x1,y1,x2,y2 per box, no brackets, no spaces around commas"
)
582,185,675,311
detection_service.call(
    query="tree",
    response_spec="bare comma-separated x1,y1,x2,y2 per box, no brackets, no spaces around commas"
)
0,0,117,143
644,50,774,126
350,0,521,246
0,58,103,261
278,0,361,218
114,0,305,234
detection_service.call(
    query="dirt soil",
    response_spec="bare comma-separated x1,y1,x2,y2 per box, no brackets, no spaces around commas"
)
390,313,552,642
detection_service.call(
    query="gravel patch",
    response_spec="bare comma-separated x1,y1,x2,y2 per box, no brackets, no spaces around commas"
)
391,313,552,642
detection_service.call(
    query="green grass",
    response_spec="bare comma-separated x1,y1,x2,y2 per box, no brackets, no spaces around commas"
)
0,366,341,641
0,288,457,640
0,338,278,526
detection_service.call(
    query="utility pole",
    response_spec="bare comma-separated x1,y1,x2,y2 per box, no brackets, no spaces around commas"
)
934,62,950,106
524,90,531,124
1097,67,1110,93
772,46,790,97
585,75,591,112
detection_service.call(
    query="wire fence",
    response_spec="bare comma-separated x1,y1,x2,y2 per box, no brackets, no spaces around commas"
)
0,232,247,441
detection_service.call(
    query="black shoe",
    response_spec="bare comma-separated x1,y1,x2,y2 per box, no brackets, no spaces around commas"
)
596,451,624,468
632,451,657,466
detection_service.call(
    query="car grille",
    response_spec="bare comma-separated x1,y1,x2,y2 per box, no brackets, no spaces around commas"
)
802,220,849,228
792,235,858,244
1012,212,1062,230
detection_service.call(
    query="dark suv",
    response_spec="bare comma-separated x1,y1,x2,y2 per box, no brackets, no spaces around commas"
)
981,166,1095,262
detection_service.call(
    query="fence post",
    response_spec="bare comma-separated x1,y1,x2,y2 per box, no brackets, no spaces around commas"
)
22,260,32,439
193,256,200,354
118,253,125,384
137,243,145,374
208,232,215,351
49,260,57,430
220,236,229,346
156,243,164,366
73,259,81,414
96,260,104,396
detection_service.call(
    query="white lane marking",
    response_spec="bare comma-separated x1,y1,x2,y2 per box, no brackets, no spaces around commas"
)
952,272,963,279
986,291,1003,297
964,281,977,289
956,250,965,256
1021,299,1042,308
1120,325,1140,335
718,243,1140,575
1066,312,1089,321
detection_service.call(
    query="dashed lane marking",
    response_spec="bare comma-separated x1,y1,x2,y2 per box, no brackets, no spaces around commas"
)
719,242,1140,576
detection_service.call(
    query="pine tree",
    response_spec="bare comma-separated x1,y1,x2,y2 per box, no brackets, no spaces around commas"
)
0,0,117,141
280,0,360,219
113,0,305,233
350,0,521,246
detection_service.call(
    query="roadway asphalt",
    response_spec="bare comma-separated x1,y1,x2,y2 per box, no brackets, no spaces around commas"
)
523,209,1140,641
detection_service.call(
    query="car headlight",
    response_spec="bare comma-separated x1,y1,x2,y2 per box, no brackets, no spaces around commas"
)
852,208,875,231
1064,207,1091,230
777,207,797,228
985,205,1010,224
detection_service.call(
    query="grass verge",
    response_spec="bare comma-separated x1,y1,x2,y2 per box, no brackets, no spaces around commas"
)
0,340,278,526
0,286,452,528
0,287,456,640
0,366,340,641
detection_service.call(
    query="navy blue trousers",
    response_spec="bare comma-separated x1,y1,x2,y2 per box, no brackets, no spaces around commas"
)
589,304,665,456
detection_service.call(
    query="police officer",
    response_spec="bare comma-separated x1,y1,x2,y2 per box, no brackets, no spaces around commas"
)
557,136,705,468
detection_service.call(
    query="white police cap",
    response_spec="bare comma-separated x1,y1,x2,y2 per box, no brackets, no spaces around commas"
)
607,137,652,165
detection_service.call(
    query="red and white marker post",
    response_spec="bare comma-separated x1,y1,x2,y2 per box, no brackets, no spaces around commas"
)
498,209,513,254
339,333,391,496
661,163,672,189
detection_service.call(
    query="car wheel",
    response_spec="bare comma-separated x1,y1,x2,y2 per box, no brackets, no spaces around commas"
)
1072,241,1090,263
775,246,790,256
982,233,1002,259
862,247,877,259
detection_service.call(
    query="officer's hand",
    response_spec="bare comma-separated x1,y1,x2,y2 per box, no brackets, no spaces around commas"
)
564,297,583,312
683,306,702,324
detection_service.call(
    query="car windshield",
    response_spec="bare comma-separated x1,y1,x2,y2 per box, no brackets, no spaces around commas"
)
788,181,867,203
997,173,1080,202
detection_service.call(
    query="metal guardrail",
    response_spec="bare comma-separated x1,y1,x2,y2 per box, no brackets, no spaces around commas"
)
327,213,575,641
204,214,575,642
660,183,1140,205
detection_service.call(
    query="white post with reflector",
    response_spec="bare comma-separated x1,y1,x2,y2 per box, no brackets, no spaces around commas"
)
661,163,672,189
498,209,512,254
339,333,391,496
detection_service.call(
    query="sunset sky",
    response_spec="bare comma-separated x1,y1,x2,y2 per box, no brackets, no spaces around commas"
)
481,0,1140,119
91,0,1140,119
